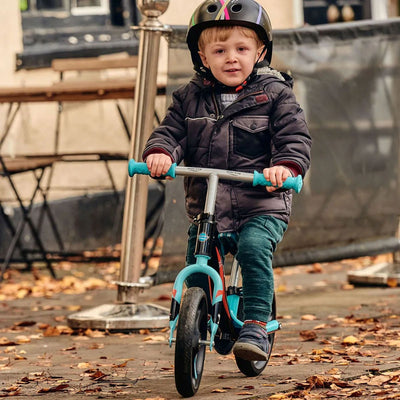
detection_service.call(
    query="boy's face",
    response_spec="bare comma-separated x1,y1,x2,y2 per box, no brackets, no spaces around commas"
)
198,28,263,88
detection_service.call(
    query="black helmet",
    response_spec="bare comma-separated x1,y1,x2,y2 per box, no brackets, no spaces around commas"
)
186,0,273,74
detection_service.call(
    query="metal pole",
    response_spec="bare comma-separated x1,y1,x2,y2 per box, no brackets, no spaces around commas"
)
118,3,170,303
67,0,171,331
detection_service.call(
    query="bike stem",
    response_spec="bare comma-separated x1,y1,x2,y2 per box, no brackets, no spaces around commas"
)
194,173,219,259
169,173,224,350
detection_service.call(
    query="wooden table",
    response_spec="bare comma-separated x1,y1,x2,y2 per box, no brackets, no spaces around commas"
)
0,72,166,277
0,78,165,103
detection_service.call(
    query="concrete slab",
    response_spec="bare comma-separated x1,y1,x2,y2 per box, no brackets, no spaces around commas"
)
347,262,400,286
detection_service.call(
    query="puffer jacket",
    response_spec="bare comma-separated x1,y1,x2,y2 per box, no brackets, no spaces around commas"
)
143,66,312,232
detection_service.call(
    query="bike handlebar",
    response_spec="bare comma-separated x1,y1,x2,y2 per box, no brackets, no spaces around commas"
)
128,159,302,193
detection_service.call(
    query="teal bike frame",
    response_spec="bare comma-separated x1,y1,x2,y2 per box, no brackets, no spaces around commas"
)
128,159,302,351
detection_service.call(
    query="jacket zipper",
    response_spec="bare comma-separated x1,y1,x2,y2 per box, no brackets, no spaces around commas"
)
211,92,222,120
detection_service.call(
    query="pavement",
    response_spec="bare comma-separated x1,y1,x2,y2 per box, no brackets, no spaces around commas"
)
0,258,399,399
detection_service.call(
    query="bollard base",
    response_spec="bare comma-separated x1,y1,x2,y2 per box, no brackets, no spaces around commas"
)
347,262,400,286
67,303,169,331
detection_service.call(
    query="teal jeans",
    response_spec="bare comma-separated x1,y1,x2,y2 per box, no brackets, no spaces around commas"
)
185,215,287,323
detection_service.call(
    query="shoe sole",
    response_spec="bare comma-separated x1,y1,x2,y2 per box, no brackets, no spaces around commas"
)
233,342,268,361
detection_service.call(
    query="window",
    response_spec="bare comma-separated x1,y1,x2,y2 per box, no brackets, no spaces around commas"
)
20,0,109,14
37,0,67,10
71,0,108,15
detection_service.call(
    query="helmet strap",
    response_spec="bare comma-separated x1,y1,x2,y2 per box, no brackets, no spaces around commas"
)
234,44,268,92
256,45,269,65
235,80,248,92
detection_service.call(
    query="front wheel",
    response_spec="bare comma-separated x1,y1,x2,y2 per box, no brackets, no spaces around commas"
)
235,294,277,377
174,287,208,397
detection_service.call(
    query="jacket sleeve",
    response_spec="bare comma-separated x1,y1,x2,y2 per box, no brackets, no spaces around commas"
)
269,84,312,177
142,87,188,164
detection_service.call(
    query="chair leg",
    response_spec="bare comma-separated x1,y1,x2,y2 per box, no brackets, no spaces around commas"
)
0,167,56,279
34,168,65,252
0,204,33,281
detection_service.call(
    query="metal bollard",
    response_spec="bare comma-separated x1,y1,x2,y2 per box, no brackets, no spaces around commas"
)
118,0,171,304
67,0,171,331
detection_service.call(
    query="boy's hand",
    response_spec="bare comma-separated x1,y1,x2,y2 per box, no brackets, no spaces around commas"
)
146,153,173,179
263,166,292,192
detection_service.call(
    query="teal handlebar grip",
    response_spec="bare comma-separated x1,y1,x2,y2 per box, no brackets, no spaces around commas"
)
253,171,303,193
128,159,176,178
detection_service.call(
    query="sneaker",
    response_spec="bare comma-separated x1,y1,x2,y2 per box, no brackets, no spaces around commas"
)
233,322,270,361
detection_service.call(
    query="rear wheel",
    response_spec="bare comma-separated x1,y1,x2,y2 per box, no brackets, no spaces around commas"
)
174,287,208,397
235,294,277,377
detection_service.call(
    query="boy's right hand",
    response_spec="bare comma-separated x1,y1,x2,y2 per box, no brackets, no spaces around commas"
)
145,153,173,179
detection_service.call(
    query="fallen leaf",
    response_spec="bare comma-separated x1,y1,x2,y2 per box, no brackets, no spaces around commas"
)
341,284,355,290
326,367,341,375
84,329,105,338
276,283,287,293
307,263,323,273
67,305,82,311
16,335,31,344
43,327,61,337
84,387,102,393
13,321,36,327
368,375,393,386
2,386,19,393
300,330,317,341
62,346,76,351
143,335,166,342
0,338,18,346
38,384,69,393
113,361,129,368
90,370,108,381
0,388,21,396
301,314,317,321
313,323,329,330
342,336,359,345
156,294,171,301
77,362,91,369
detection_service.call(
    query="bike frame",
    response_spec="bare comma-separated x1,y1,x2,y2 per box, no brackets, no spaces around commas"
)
167,171,281,351
128,160,302,351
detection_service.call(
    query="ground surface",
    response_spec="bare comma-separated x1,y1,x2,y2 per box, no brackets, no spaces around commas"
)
0,255,399,399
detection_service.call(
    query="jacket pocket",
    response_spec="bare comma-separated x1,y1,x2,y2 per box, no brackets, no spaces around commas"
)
232,116,271,159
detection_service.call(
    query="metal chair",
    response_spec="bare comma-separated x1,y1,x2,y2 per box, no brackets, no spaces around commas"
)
0,154,63,280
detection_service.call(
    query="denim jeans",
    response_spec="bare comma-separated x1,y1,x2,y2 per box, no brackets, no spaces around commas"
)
185,215,287,323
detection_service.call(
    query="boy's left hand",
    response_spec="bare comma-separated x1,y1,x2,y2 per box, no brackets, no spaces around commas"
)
263,166,292,192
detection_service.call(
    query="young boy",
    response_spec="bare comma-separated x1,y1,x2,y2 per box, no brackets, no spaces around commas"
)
143,0,311,361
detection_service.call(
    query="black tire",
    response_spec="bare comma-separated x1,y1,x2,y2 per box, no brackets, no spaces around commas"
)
174,287,208,397
235,294,277,377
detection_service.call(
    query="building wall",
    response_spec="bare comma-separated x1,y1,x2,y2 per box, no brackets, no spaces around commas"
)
0,1,22,86
160,0,304,28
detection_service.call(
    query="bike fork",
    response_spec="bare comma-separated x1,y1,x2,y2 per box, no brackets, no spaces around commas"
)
169,255,223,351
